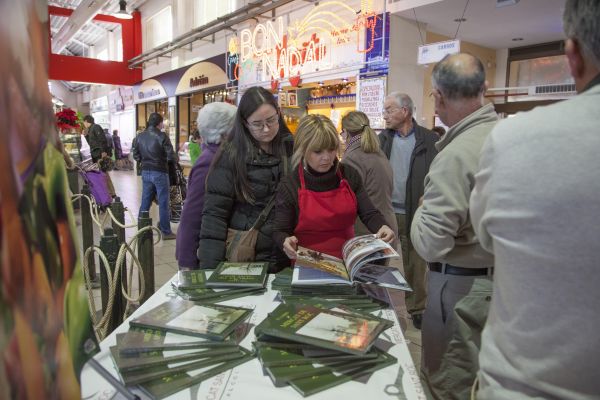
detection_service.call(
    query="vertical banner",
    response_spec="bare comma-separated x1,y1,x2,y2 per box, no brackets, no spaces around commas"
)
357,77,387,129
0,1,98,399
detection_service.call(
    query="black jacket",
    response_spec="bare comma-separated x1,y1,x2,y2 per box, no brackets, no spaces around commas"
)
379,120,438,233
86,123,107,162
132,126,175,173
198,135,294,271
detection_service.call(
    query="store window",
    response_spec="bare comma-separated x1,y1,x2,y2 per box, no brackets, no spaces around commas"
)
194,0,235,27
508,55,572,88
146,6,173,49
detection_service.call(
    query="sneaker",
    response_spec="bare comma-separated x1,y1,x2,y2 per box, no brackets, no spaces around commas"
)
162,232,177,240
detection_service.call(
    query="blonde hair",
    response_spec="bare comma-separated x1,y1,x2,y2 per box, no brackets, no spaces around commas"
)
292,114,340,168
341,111,379,153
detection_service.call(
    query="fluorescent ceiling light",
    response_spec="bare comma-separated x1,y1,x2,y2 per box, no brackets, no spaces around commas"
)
114,0,133,20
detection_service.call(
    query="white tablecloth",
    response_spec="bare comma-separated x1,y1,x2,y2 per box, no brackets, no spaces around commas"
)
80,274,426,399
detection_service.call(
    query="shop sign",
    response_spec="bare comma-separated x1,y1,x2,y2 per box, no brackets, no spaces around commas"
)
417,39,460,65
90,95,108,113
134,79,168,103
175,62,228,95
235,0,382,86
357,77,386,129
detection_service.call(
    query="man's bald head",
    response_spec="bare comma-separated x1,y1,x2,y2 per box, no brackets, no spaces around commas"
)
431,53,486,101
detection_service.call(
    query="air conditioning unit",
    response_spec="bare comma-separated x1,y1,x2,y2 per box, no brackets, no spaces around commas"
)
496,0,520,8
528,83,576,95
486,83,576,100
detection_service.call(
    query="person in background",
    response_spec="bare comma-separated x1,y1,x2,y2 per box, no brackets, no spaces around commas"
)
340,111,400,256
82,115,107,163
471,0,600,398
133,112,177,240
273,114,395,262
176,102,237,270
431,126,446,140
197,87,293,270
188,129,202,165
410,53,498,399
112,129,123,160
379,92,438,329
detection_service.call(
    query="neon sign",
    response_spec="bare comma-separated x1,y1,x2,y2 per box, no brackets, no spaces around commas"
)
233,0,379,83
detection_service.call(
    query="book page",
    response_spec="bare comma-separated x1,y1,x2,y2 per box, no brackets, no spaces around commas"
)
342,235,399,276
295,247,350,281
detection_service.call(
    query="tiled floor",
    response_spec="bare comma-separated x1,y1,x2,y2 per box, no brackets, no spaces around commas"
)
74,168,422,372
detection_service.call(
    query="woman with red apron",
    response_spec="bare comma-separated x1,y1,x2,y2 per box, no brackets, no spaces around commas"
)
272,114,395,264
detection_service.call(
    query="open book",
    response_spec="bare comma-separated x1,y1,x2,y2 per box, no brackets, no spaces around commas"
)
292,234,411,291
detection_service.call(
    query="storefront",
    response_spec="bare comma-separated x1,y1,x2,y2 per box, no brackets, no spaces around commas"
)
227,0,389,132
133,55,229,162
108,86,136,155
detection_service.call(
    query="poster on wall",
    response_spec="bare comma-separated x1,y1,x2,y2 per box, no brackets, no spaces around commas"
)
357,77,387,129
0,1,98,399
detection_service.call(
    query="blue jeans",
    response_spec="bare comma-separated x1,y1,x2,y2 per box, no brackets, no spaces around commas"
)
139,170,172,234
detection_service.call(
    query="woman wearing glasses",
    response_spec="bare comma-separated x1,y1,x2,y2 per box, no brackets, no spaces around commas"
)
198,86,293,271
340,111,399,250
273,114,394,261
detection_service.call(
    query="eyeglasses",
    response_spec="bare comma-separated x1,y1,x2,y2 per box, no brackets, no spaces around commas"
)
247,113,279,131
383,107,403,116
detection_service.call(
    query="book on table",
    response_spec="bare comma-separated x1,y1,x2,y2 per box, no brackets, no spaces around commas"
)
293,234,411,291
129,299,252,341
205,261,269,288
254,302,392,356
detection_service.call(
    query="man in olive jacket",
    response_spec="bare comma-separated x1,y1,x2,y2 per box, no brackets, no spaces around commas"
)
379,92,438,329
82,115,107,163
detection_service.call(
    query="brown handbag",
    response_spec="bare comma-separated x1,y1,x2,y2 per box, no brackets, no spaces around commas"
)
225,194,277,262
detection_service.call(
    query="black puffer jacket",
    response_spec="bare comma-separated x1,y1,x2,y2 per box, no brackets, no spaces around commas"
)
198,135,293,271
132,126,175,173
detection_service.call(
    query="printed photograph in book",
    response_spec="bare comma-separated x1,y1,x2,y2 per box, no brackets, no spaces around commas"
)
167,305,249,335
296,313,382,351
206,261,269,288
293,235,406,289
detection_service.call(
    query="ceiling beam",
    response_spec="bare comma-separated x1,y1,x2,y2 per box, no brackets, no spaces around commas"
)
51,0,111,54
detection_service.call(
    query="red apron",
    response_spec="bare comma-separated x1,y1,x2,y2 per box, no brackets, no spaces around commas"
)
294,166,357,259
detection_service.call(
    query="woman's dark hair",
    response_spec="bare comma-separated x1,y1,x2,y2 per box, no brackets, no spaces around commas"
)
211,86,291,203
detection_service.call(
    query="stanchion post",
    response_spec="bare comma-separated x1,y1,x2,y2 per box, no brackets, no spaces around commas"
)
99,227,124,334
110,197,128,293
81,184,97,283
137,211,155,304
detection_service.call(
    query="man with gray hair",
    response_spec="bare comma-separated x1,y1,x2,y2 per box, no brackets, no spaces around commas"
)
471,0,600,398
410,53,497,399
379,92,438,329
176,102,237,269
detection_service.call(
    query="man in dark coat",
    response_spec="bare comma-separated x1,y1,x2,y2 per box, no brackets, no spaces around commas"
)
82,115,107,163
379,92,438,329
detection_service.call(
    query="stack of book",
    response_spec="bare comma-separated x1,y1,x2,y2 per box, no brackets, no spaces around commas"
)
271,269,387,313
253,302,397,397
172,262,269,302
111,300,255,399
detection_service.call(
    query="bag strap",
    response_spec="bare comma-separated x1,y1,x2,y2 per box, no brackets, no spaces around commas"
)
250,193,277,231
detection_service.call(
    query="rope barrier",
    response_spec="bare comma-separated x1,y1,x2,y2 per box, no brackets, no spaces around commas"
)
74,193,163,341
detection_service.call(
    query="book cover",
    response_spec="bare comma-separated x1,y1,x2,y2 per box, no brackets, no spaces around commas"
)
137,348,255,400
289,351,397,397
255,303,391,355
174,286,265,302
172,270,208,289
129,300,252,341
206,261,269,288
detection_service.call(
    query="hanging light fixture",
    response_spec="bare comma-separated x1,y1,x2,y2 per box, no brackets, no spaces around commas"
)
114,0,133,20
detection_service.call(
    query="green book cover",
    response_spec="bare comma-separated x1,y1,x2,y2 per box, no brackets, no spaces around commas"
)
137,348,255,400
206,261,269,288
256,345,378,367
172,270,208,289
289,351,398,397
120,349,248,386
110,345,240,373
175,286,265,302
129,300,252,341
255,303,391,355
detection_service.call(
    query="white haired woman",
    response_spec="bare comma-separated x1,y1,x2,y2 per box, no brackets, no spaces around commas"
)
176,102,237,269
